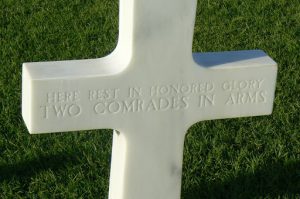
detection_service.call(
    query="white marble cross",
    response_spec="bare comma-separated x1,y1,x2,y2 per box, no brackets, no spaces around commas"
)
22,0,277,198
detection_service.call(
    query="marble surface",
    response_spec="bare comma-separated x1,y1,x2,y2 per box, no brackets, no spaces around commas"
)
22,0,277,198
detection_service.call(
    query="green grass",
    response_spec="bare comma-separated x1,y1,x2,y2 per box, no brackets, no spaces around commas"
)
0,0,299,198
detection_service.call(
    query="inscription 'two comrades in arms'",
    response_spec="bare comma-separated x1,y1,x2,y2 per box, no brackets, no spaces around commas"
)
41,79,267,118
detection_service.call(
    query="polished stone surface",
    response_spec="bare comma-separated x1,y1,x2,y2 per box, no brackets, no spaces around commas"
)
22,0,277,198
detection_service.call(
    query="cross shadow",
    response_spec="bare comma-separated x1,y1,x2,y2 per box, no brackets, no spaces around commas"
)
193,50,269,68
0,152,79,183
182,160,300,199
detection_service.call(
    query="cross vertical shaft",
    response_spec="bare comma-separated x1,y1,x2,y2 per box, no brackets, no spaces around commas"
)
109,122,186,199
109,1,198,197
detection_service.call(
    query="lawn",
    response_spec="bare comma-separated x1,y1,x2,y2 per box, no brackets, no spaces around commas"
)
0,0,299,198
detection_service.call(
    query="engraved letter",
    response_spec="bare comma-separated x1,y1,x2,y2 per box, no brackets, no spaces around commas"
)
68,104,81,117
40,106,49,119
259,91,267,103
257,79,264,89
123,100,135,113
108,101,121,114
159,98,170,111
94,102,106,114
146,99,158,111
54,104,68,117
226,94,235,105
129,87,142,98
199,94,215,107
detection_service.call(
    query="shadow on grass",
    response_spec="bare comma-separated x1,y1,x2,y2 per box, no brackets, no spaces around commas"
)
182,160,300,199
1,153,299,198
0,152,79,183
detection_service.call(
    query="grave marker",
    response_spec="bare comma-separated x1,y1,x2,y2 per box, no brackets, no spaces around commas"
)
22,0,277,198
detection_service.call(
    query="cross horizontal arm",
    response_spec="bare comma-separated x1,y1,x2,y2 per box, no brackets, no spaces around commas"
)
22,49,277,134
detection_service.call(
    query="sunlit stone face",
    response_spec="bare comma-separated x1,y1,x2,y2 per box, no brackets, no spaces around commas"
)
22,0,277,198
